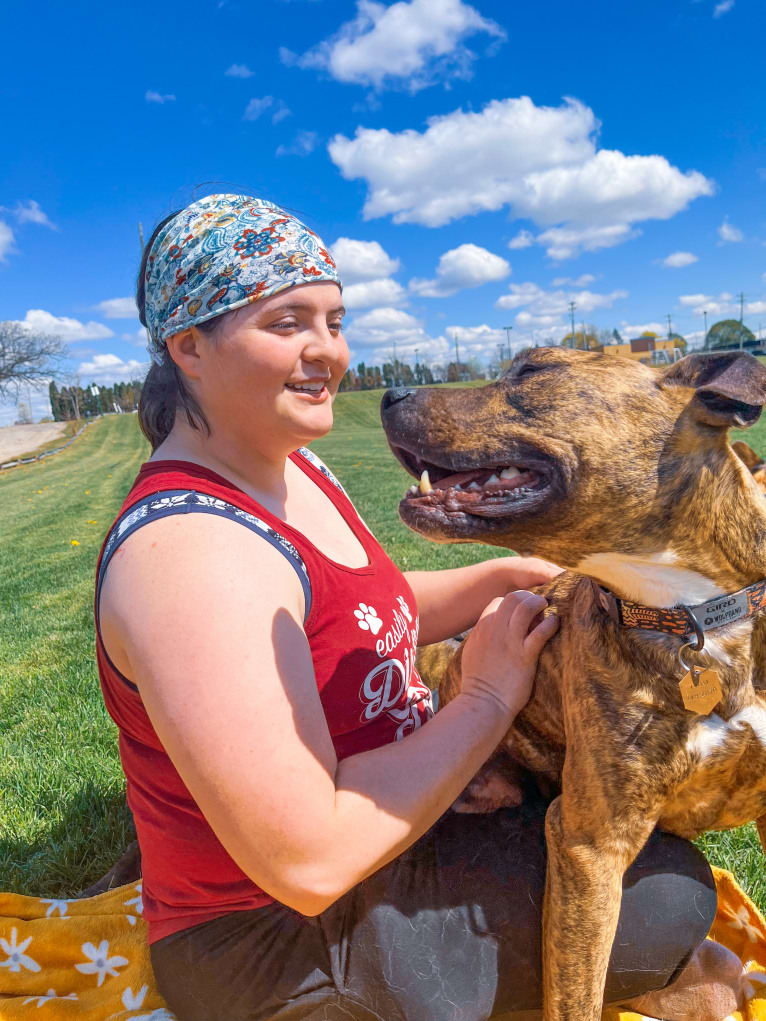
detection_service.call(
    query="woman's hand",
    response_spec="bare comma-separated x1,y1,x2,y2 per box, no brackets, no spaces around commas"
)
500,556,564,591
459,591,559,721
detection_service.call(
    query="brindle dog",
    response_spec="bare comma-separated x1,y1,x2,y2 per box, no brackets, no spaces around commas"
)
382,348,766,1021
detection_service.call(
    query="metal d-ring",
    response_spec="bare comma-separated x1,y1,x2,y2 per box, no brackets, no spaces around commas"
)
678,640,714,675
681,608,706,653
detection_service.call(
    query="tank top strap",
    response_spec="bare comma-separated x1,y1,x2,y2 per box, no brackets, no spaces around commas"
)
97,489,312,620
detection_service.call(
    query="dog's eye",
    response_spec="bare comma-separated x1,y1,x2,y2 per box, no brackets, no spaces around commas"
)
514,363,541,379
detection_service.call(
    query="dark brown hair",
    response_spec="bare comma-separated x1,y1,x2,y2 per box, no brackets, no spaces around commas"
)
136,211,226,451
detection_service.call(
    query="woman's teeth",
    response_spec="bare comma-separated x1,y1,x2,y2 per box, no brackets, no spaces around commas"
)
286,382,325,392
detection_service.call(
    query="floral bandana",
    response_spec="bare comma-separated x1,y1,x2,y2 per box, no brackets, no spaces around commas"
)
143,194,341,364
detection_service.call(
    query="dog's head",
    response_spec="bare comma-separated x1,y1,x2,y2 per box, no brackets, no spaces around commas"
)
381,347,766,567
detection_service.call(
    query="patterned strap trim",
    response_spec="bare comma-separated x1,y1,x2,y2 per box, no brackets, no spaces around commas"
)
297,446,345,493
98,490,312,621
591,577,766,639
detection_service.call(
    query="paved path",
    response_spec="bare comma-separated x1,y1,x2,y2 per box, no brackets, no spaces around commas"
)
0,422,68,462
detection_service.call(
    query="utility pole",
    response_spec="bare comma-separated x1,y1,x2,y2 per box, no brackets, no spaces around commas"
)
497,342,505,375
568,302,576,349
666,314,673,340
739,292,745,324
392,339,398,386
581,321,587,350
454,331,461,381
503,325,513,362
703,309,708,349
414,347,419,385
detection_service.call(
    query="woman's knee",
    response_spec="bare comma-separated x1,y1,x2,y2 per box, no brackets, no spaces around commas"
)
604,830,716,1001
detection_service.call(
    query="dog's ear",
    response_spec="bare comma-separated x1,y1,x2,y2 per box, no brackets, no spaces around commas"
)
661,351,766,429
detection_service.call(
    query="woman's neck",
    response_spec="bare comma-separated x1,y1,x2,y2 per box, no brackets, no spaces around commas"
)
151,419,292,509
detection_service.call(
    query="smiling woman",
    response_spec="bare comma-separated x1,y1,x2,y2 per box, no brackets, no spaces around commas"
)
90,193,716,1021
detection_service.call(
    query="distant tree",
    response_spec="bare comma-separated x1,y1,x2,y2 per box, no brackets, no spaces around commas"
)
49,381,65,421
612,328,623,343
560,328,599,350
640,330,659,339
0,321,65,400
706,319,756,350
669,332,687,352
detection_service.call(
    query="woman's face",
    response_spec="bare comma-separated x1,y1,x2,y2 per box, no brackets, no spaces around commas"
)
192,281,349,455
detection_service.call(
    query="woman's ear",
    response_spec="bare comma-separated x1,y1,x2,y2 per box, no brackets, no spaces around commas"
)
165,329,202,381
661,351,766,429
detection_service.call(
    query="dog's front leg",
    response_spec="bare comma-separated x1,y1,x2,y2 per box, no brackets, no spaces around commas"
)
542,794,656,1021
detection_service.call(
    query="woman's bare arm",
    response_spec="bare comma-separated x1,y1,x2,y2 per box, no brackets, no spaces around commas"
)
100,514,556,916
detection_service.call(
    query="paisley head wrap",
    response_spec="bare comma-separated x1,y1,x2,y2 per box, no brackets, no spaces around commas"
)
143,194,341,364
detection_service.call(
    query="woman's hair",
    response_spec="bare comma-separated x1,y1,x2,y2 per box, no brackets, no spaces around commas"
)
136,212,228,451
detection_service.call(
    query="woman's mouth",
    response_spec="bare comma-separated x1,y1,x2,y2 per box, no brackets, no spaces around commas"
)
284,380,329,400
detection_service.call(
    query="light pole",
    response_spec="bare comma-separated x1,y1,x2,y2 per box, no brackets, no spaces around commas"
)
503,325,513,362
568,302,576,348
703,310,708,349
414,347,419,385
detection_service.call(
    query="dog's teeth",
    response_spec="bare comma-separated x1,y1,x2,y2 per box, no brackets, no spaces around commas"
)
409,485,418,495
419,470,433,494
500,467,521,480
487,473,500,484
453,482,463,491
468,481,481,491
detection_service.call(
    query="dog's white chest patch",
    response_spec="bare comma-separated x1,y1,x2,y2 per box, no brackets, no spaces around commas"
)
686,702,766,760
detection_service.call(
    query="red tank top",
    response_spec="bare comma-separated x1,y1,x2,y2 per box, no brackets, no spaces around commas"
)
95,450,434,943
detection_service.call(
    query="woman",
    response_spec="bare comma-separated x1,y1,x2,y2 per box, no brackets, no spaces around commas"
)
96,194,717,1020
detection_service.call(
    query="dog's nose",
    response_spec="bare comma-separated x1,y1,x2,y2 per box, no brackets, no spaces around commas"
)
381,388,415,412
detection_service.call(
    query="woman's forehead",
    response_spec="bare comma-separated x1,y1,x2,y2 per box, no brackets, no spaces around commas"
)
251,282,345,317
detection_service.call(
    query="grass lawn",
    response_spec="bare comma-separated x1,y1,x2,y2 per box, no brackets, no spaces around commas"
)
1,392,765,907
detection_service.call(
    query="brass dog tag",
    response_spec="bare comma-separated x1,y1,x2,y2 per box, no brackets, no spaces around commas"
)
680,665,723,715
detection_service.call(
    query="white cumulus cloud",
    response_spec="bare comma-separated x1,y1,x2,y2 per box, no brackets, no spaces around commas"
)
225,63,254,78
244,96,273,120
718,218,744,242
496,284,628,331
345,306,448,362
11,310,114,342
276,130,318,156
76,353,149,384
343,278,408,309
95,297,138,319
552,274,596,287
662,251,698,268
410,243,510,297
331,237,400,283
0,221,14,261
329,95,713,258
286,0,505,91
12,200,56,228
145,90,176,104
508,230,534,250
714,0,734,16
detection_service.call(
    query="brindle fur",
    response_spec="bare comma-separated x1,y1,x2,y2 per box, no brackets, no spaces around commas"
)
733,439,766,493
385,347,766,1021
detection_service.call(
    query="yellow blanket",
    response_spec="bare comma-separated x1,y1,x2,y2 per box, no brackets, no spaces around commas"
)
0,868,764,1020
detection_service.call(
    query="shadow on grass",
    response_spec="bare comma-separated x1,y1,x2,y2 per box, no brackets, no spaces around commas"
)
0,783,134,899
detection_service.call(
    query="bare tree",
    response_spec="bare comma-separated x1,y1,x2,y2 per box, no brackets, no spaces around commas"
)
0,321,66,400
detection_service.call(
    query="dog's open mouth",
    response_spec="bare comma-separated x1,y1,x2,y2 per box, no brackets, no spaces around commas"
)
389,445,552,520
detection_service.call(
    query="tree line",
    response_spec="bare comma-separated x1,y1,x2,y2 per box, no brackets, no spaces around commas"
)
48,380,143,420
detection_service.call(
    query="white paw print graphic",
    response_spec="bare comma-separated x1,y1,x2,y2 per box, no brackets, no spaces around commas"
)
355,603,383,634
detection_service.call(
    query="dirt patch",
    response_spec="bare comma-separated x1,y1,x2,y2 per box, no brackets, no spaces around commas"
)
0,422,69,462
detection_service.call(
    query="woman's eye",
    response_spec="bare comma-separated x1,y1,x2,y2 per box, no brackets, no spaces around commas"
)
271,320,298,330
329,320,344,332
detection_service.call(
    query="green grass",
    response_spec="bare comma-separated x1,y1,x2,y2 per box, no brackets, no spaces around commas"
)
0,397,765,907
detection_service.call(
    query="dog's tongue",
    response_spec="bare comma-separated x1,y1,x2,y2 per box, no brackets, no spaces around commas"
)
433,469,485,491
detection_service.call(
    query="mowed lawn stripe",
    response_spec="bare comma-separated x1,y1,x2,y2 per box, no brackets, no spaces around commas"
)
1,398,764,905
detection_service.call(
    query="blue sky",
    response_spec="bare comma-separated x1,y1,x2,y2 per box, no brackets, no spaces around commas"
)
2,0,765,423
